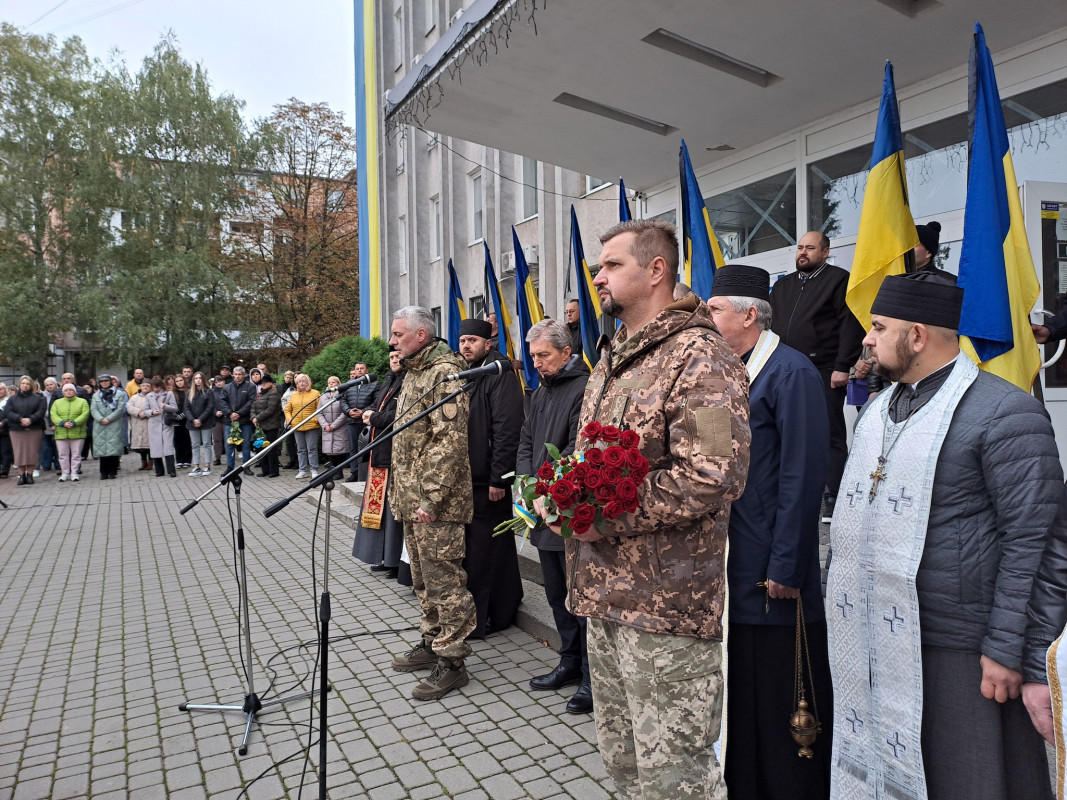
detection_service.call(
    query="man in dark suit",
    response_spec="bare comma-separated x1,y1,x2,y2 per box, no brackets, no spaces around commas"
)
708,265,833,800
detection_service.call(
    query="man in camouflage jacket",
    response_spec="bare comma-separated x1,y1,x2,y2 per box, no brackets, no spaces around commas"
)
387,306,477,701
555,220,750,800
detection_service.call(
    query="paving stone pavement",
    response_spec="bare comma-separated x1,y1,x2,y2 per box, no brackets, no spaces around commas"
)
0,456,611,799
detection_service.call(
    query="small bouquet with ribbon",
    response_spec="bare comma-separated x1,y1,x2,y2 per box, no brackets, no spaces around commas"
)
227,420,244,446
251,426,270,453
494,421,649,542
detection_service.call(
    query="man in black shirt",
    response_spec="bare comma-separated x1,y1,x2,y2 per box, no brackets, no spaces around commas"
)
769,232,865,521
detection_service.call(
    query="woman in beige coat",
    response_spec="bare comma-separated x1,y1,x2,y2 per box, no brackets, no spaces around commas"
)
126,381,152,470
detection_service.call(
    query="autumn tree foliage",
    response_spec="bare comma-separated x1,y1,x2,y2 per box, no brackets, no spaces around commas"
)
227,100,359,363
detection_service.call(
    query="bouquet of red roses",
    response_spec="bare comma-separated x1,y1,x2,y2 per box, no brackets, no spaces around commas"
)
495,421,649,540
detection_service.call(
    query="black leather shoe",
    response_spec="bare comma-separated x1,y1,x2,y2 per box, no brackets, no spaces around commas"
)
529,664,583,691
17,474,26,486
370,564,390,572
566,683,593,714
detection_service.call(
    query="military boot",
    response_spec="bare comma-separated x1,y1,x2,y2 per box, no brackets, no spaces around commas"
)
391,639,436,672
411,657,469,701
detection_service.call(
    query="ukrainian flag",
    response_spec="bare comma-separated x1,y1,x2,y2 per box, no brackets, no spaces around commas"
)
512,227,543,390
570,206,602,368
957,22,1041,392
679,140,725,299
846,62,918,331
483,242,518,363
619,178,633,222
447,259,466,352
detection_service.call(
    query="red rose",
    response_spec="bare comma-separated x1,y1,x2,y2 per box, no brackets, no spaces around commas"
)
601,425,621,442
582,421,603,442
584,447,604,466
616,478,638,504
535,481,551,496
570,463,588,482
595,485,614,504
537,462,555,481
619,429,640,449
603,445,626,468
626,448,646,470
602,466,622,485
573,502,596,526
550,478,579,509
602,500,624,520
570,516,592,535
584,469,603,489
622,496,640,513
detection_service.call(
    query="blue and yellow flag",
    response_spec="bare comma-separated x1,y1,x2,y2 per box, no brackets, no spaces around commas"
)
679,140,725,299
483,242,518,363
570,205,602,368
846,62,919,331
619,178,633,222
512,227,543,390
957,22,1041,391
447,258,466,351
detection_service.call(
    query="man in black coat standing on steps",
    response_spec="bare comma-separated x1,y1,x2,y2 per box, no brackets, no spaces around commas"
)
769,232,864,522
457,318,525,639
515,318,593,715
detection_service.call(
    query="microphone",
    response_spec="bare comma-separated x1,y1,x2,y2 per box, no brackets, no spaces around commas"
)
443,360,513,382
329,373,376,392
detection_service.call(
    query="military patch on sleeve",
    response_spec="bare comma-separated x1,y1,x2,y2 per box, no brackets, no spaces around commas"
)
692,406,732,456
613,377,650,390
442,401,459,421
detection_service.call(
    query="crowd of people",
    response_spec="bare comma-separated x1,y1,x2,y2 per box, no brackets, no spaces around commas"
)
9,215,1067,800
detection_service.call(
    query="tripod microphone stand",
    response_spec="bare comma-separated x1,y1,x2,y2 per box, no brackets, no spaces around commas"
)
177,392,345,754
264,379,475,799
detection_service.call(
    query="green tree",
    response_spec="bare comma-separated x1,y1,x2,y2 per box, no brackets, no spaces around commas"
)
81,36,259,368
301,335,389,391
0,25,115,374
225,100,360,364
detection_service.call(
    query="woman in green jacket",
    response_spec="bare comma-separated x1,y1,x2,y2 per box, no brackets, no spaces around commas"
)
50,383,90,482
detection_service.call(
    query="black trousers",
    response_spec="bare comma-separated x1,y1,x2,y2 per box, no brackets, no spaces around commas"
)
0,434,11,474
725,622,833,800
537,547,589,682
820,366,848,498
259,429,280,476
98,454,121,478
347,422,366,477
153,455,175,476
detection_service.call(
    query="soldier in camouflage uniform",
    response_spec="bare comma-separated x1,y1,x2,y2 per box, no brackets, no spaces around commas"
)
387,306,477,701
544,220,750,799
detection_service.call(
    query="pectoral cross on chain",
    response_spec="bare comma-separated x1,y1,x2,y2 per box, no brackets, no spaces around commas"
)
869,456,887,503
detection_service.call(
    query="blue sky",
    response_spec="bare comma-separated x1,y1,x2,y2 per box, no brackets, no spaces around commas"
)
3,0,356,127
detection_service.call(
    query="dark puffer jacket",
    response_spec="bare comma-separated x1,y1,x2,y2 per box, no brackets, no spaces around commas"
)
515,356,590,551
1024,482,1067,683
4,390,47,430
910,371,1062,672
467,349,524,489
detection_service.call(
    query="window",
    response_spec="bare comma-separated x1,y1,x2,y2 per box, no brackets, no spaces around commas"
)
229,221,264,245
585,175,609,195
468,295,486,321
470,172,483,242
808,77,1067,238
393,7,404,71
704,169,797,259
427,130,439,149
522,156,539,218
431,196,442,260
431,306,442,336
425,0,439,34
395,130,406,174
398,215,408,275
326,189,345,214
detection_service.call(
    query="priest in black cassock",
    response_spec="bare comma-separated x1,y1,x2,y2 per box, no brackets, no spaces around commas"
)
707,266,833,800
457,318,525,637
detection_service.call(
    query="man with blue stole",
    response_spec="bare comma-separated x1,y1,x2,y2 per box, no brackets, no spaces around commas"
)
827,271,1061,800
708,264,833,799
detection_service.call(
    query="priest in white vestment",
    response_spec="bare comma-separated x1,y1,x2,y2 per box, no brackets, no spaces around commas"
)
826,272,1061,800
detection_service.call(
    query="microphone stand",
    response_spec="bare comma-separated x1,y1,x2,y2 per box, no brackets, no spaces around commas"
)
177,389,348,755
261,379,475,800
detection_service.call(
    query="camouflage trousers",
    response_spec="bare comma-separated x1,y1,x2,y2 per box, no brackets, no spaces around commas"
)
405,521,476,660
586,618,726,800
